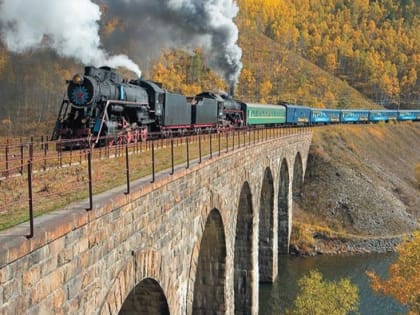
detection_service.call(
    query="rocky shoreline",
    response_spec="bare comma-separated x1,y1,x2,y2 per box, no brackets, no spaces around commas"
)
290,234,406,256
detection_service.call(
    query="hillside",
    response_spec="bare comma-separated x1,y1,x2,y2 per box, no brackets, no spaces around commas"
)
237,0,419,108
0,0,418,136
291,122,420,254
237,29,377,109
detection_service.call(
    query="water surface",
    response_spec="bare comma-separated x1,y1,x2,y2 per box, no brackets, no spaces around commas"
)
259,253,407,315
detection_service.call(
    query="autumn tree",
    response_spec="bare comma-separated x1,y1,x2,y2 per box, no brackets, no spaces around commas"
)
259,79,273,103
286,270,359,315
367,231,420,314
237,0,419,107
152,50,226,95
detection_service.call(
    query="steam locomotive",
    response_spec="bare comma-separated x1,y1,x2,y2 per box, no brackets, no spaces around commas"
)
52,66,420,146
51,66,247,146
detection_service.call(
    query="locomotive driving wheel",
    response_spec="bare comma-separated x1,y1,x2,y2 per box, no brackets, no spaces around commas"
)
140,127,148,142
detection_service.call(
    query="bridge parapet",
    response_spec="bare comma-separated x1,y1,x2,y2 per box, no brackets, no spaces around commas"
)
0,131,312,315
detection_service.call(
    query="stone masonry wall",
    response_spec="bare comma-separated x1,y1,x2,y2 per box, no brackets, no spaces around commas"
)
0,132,312,315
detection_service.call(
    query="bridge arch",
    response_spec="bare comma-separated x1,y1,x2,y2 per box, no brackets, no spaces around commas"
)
293,152,304,200
234,181,254,314
258,167,275,283
100,249,166,314
278,159,290,254
119,278,170,314
192,208,226,314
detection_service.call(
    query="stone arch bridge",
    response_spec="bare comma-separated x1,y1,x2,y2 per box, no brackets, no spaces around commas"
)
0,131,312,314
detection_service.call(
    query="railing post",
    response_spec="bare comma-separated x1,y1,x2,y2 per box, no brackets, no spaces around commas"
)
87,150,93,210
209,133,212,159
29,142,33,164
20,140,24,175
218,133,221,156
170,139,174,175
26,159,34,238
43,138,47,171
151,142,155,183
125,144,130,194
58,139,63,167
186,137,190,169
199,135,202,164
5,139,9,178
232,130,235,151
226,132,229,153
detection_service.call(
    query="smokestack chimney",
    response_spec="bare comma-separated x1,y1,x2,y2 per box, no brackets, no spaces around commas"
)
229,84,235,97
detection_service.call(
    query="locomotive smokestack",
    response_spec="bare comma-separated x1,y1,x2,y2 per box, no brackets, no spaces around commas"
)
229,84,235,98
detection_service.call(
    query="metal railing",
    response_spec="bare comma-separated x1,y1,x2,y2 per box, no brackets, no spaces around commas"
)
0,126,311,237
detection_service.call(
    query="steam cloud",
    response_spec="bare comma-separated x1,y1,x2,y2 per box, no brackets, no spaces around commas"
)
0,0,243,86
0,0,142,77
103,0,243,86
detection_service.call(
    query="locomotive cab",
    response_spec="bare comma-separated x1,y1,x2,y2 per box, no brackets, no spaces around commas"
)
131,79,166,131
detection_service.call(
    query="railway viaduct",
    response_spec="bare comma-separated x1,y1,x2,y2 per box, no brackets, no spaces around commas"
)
0,131,312,315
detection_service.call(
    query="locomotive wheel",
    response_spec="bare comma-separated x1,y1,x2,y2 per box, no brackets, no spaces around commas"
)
110,135,127,146
140,127,148,142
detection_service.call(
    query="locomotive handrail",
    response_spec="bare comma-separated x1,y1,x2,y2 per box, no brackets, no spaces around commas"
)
94,99,149,146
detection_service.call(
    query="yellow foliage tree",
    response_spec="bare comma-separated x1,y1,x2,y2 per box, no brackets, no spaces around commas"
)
259,79,273,103
367,231,420,314
286,270,359,315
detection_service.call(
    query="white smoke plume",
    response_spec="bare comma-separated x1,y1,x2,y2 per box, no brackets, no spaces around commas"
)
0,0,142,77
0,0,243,86
104,0,243,86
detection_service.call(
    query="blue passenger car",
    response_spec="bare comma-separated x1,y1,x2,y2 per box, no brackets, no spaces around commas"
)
285,104,312,125
385,110,398,121
413,110,420,121
368,110,389,122
340,109,370,123
398,110,417,121
310,109,330,124
322,109,341,123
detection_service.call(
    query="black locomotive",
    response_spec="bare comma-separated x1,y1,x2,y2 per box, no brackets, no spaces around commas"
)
52,66,243,146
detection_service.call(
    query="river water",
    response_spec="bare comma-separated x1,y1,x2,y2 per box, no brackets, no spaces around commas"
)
259,253,407,315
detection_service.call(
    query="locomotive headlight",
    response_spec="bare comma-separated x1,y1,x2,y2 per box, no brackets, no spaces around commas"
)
72,74,83,85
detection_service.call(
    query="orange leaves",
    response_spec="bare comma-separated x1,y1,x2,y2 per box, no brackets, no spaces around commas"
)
259,80,272,102
367,231,420,314
151,50,227,94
